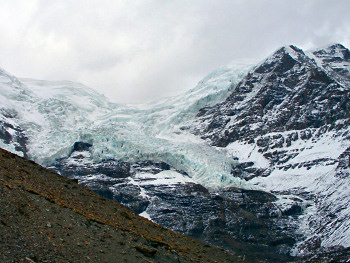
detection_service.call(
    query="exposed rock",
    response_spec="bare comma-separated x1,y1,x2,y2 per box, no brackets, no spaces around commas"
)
0,114,28,158
0,148,243,263
189,45,350,147
188,44,350,259
2,43,350,262
49,142,297,262
72,141,92,152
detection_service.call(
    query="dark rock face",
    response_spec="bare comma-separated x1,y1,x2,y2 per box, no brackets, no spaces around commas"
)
72,141,92,152
0,109,28,158
49,142,299,262
0,121,12,144
52,147,131,180
146,185,298,262
312,43,350,86
190,45,350,147
187,44,350,259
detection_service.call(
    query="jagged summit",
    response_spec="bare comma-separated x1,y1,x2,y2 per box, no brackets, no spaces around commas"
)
309,43,350,87
254,44,310,75
188,43,350,258
272,44,307,60
312,43,350,59
191,43,349,147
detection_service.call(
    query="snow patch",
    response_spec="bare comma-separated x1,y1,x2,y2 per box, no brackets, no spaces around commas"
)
134,170,196,186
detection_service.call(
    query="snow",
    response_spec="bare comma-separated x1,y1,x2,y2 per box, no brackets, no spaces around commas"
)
307,44,350,87
1,45,350,254
247,127,350,253
127,177,150,199
225,141,270,168
134,170,196,186
284,45,304,60
0,61,256,191
0,140,24,157
139,211,152,221
66,151,93,166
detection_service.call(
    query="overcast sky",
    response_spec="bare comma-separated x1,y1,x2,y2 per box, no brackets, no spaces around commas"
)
0,0,349,103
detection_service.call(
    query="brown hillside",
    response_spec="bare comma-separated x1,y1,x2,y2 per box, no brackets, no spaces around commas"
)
0,148,245,263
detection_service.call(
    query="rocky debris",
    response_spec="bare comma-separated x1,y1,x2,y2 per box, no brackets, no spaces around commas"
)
0,148,243,263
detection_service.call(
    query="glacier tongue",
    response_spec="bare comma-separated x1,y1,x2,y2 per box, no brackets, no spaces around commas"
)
0,62,255,191
78,61,256,190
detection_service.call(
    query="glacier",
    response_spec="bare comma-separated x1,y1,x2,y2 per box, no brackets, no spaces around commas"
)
0,62,255,190
2,44,350,260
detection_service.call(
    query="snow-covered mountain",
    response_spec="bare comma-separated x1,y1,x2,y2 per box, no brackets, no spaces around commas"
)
188,43,350,258
1,44,350,261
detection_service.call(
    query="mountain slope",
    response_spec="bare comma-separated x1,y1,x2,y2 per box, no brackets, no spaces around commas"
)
190,44,350,146
1,62,299,262
189,43,350,257
0,147,243,263
1,44,350,262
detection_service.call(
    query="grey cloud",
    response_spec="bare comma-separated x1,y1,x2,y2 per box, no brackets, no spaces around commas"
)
0,0,349,103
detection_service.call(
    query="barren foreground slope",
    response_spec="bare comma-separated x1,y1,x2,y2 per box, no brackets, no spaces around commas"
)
0,148,243,263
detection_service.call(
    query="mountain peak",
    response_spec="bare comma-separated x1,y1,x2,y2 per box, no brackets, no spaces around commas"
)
309,43,350,86
328,43,348,50
254,45,308,74
312,43,350,60
197,43,349,146
278,45,305,56
189,43,350,259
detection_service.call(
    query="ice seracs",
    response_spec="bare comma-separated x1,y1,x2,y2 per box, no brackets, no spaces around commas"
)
0,60,256,191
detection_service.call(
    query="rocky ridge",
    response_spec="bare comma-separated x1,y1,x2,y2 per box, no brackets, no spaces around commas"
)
187,43,350,258
190,44,350,147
